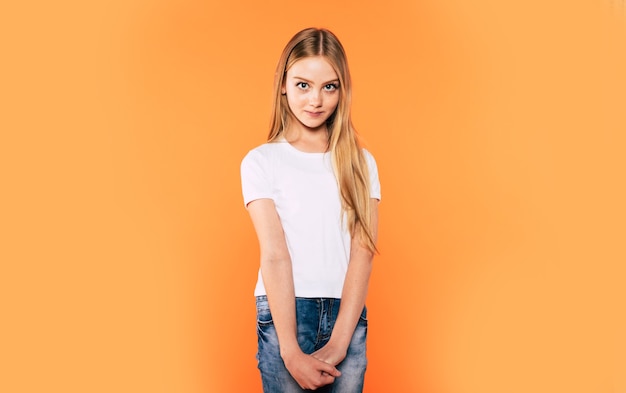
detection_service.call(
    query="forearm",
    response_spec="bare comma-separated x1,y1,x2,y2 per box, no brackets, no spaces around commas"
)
260,257,301,359
330,200,378,350
331,250,373,349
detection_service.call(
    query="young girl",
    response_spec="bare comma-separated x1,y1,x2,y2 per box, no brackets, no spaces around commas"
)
241,27,381,392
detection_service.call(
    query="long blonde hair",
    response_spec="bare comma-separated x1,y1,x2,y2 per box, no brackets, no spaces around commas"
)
268,28,377,253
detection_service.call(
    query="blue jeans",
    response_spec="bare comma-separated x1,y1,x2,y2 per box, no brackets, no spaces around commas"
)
256,296,368,392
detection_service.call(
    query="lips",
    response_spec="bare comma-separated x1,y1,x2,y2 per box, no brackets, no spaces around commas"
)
305,111,323,117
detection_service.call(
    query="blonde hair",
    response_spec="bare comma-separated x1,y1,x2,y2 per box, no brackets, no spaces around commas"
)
268,28,377,253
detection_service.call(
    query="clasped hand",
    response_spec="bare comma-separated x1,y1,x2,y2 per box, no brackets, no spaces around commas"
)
283,343,347,390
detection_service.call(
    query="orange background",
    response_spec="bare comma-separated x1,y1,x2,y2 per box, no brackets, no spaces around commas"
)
1,0,625,392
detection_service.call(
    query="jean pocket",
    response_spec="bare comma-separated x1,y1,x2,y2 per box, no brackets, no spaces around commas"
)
358,306,368,326
256,297,273,326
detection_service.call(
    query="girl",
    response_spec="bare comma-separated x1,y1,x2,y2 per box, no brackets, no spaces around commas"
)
241,27,380,392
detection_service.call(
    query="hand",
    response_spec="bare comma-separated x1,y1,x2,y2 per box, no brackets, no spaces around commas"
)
311,341,347,367
283,350,341,390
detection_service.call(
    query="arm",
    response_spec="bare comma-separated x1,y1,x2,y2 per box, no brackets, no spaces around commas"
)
312,199,379,366
247,199,341,389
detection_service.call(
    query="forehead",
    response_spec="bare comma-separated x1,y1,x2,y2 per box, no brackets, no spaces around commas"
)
286,56,338,81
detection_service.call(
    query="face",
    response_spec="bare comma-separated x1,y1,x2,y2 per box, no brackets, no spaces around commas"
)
283,56,340,132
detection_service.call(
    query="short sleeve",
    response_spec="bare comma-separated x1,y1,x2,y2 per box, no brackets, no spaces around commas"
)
241,149,273,206
363,149,381,201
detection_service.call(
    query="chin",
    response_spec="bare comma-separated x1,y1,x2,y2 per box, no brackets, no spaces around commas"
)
308,124,327,131
306,118,329,128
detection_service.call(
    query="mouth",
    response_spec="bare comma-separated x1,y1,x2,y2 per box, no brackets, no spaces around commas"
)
305,111,323,117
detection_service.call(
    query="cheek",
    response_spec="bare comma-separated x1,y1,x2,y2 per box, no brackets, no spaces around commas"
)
285,92,299,111
286,89,304,106
327,95,339,111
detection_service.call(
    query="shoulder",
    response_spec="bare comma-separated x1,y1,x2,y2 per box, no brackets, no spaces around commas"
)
243,142,277,157
242,142,283,165
241,142,293,178
361,148,376,160
361,148,378,168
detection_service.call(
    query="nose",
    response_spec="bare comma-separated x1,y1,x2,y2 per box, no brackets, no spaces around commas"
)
309,90,322,107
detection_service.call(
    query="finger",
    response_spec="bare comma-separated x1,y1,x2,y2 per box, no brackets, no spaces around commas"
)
319,361,341,377
320,373,336,385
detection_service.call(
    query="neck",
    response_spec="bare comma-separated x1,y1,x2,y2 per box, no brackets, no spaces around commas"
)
284,124,329,153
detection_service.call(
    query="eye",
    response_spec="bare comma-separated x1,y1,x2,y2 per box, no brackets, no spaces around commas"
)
296,82,309,89
324,83,338,91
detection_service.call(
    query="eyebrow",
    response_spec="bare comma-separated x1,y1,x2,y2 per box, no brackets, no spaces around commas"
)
292,76,339,85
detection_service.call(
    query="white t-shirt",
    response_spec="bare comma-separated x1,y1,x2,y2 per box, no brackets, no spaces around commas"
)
241,139,381,298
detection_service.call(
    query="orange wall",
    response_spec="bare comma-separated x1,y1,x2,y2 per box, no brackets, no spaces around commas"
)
2,1,625,392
